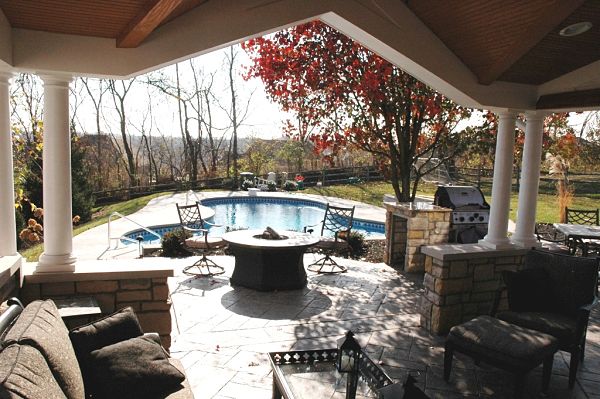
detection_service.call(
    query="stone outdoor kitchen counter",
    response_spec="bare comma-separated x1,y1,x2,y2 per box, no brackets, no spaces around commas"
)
419,244,530,334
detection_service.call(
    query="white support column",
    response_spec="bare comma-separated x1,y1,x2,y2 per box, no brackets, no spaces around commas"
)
0,72,18,257
37,75,76,273
481,111,517,249
512,111,546,247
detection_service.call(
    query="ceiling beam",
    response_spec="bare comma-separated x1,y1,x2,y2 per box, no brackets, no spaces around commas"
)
536,88,600,110
478,0,585,85
117,0,183,48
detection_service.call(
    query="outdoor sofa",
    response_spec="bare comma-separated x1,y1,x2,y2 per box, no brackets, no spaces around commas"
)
0,298,193,399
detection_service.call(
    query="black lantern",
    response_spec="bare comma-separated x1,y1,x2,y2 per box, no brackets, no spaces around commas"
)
336,330,361,373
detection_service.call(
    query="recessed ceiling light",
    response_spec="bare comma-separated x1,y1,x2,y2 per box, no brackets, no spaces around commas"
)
559,21,593,37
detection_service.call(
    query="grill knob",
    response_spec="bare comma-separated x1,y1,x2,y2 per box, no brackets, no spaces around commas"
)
469,216,475,222
478,216,484,221
459,216,465,222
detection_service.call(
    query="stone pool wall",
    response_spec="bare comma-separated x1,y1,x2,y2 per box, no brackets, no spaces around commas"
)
420,244,529,334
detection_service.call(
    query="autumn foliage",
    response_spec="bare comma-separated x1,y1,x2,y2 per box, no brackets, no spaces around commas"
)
242,21,471,201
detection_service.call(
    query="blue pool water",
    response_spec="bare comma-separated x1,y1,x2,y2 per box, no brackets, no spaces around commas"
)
123,196,385,244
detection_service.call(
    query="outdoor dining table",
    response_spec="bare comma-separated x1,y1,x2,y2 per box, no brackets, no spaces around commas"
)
553,223,600,255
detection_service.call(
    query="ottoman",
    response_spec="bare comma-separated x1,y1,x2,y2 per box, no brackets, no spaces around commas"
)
444,316,559,397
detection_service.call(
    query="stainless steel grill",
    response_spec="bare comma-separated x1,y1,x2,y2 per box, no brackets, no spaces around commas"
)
434,185,490,243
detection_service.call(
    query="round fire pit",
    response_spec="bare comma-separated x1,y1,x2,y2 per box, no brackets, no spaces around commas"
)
223,229,319,291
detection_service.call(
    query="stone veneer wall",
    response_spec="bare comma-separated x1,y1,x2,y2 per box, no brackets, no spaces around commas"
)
384,202,451,272
420,244,530,334
20,262,174,350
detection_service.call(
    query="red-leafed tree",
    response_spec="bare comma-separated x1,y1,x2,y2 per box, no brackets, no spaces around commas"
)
242,21,472,202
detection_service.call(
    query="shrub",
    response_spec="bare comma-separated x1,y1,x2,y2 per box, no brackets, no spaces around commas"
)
15,208,25,250
267,181,277,192
241,179,255,191
346,231,366,257
161,229,192,257
283,180,298,191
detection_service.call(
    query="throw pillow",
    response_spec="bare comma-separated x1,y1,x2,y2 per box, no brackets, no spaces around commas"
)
502,268,552,312
87,335,185,399
69,306,143,393
69,306,143,359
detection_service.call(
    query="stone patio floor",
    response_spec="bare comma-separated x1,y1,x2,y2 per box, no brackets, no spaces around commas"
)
168,254,600,398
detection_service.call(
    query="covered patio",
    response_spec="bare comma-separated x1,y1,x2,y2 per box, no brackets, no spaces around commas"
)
167,255,600,398
1,1,600,397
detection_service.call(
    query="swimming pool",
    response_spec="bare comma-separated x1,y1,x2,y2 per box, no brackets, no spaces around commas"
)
123,196,385,244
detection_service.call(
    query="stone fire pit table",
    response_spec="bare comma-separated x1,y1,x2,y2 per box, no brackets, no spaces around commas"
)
223,229,319,291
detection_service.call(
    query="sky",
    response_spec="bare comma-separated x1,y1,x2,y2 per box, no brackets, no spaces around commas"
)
71,45,593,142
73,46,292,141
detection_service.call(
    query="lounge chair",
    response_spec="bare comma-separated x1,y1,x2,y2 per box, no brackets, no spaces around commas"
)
491,249,599,388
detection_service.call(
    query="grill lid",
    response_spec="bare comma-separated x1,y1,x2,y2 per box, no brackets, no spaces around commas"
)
434,185,489,209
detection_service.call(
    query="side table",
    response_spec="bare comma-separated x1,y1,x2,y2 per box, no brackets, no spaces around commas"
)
269,348,393,399
54,297,102,329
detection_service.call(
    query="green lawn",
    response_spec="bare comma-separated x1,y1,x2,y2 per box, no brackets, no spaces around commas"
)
304,181,599,223
20,191,173,262
20,181,599,261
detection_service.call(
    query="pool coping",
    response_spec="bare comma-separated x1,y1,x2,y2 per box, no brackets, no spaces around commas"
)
72,190,388,261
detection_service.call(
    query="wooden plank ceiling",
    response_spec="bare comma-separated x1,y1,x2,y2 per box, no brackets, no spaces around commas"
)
406,0,600,85
0,0,206,46
1,0,600,100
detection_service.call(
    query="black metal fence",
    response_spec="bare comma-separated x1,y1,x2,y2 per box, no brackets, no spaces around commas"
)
93,165,384,205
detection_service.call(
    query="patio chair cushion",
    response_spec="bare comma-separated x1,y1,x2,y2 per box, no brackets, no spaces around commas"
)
315,237,351,251
524,249,598,316
4,299,84,399
0,344,68,399
86,335,185,399
185,236,226,249
496,311,577,347
447,315,558,370
502,269,553,312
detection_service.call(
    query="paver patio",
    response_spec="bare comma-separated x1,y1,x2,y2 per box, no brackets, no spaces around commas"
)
168,254,600,398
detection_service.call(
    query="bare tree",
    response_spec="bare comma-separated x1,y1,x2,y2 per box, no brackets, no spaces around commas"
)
108,79,138,187
189,60,228,177
80,78,110,190
221,46,253,187
147,66,203,181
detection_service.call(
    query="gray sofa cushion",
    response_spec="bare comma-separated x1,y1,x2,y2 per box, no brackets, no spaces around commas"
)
4,300,84,399
0,344,67,399
87,335,185,399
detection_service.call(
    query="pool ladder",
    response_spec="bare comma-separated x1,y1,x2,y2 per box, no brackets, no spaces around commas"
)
107,212,162,252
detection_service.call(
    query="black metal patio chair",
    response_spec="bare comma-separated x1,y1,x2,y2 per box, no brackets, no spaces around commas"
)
566,207,600,256
534,223,570,254
304,204,355,274
566,208,599,226
491,249,599,388
176,202,226,277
